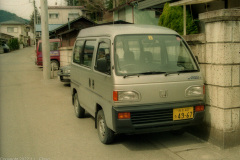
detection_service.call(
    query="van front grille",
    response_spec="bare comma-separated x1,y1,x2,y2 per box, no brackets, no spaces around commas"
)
131,109,173,125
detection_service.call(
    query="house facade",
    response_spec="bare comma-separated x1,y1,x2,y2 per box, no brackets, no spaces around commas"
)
0,21,33,46
48,6,87,25
112,0,240,27
112,1,159,25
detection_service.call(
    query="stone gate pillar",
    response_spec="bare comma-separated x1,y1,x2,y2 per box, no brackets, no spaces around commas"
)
59,46,73,67
198,9,240,148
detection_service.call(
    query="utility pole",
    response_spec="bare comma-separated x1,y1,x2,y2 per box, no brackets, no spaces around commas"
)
33,0,36,47
183,5,186,36
41,0,51,80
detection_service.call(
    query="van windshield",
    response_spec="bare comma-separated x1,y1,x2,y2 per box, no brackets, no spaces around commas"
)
114,35,198,76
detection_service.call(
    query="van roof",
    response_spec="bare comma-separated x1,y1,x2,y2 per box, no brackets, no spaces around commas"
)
77,24,178,38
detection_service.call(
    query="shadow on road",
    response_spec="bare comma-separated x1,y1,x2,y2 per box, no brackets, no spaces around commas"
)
112,131,205,152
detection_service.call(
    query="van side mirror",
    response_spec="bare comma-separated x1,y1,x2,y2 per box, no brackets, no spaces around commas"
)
195,56,199,63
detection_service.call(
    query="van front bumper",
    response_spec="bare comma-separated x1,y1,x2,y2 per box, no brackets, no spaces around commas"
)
112,100,204,134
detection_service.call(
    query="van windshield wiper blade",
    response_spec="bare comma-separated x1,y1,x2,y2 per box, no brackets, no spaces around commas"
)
123,73,140,78
123,71,166,78
164,70,199,76
178,69,199,73
139,71,167,75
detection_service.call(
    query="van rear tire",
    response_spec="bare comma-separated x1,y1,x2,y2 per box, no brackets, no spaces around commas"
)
73,93,85,118
97,110,114,144
51,60,59,70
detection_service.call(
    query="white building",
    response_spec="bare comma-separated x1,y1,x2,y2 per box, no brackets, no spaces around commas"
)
48,6,87,24
0,21,33,46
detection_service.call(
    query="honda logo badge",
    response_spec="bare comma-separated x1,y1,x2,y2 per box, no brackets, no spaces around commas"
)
159,90,168,98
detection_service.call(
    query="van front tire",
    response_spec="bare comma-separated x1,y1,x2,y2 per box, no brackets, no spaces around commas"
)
97,110,114,144
73,93,85,118
51,60,59,70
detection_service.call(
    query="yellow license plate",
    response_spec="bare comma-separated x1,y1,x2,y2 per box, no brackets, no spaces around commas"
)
173,107,194,120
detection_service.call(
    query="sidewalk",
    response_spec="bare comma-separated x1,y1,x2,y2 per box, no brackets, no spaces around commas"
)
0,46,239,160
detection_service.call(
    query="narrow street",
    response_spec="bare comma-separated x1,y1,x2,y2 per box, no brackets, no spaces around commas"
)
0,46,239,160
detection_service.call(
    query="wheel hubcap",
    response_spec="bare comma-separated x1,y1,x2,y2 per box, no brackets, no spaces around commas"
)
74,98,79,114
99,118,105,139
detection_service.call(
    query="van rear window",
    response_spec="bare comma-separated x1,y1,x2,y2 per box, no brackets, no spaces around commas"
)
38,42,60,52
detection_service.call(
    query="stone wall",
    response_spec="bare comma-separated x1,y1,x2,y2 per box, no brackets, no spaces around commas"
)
183,9,240,148
59,46,73,67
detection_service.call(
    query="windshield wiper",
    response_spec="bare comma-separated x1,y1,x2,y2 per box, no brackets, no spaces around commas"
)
164,71,180,76
139,71,167,75
123,71,166,78
178,70,199,73
123,70,199,78
123,73,140,78
165,70,199,76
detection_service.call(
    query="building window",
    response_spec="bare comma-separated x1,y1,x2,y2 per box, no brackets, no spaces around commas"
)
7,27,18,33
68,13,80,20
49,13,59,19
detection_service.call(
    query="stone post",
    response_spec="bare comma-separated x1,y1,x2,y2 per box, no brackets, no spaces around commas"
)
198,9,240,148
59,46,73,67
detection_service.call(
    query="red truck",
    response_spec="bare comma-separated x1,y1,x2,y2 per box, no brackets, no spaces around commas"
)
36,39,61,69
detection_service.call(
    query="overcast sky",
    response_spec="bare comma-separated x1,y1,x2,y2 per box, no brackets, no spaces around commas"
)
0,0,67,20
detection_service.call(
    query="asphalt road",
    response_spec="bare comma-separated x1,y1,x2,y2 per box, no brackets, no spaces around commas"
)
0,46,239,160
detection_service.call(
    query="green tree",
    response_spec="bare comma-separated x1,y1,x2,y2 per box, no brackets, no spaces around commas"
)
29,9,41,29
158,3,198,35
8,38,19,50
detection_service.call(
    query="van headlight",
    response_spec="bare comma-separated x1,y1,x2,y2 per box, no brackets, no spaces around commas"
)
113,91,140,102
185,86,204,97
64,69,70,74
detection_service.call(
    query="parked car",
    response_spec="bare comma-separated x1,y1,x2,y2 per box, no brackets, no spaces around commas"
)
36,39,61,69
2,43,10,53
58,65,71,82
0,43,4,54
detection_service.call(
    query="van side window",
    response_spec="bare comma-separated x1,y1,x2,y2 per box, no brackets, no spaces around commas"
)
95,39,111,75
80,40,96,67
73,40,84,64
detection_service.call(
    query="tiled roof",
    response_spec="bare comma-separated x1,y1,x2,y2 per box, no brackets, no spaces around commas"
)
0,20,26,25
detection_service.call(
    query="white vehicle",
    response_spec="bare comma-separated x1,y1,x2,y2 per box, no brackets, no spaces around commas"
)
71,25,205,144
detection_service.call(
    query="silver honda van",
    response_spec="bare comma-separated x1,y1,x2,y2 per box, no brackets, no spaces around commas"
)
70,25,205,144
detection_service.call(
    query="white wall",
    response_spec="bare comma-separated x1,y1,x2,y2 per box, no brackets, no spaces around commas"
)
48,8,84,24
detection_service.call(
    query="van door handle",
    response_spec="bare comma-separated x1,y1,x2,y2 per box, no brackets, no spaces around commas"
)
89,78,91,88
92,80,94,89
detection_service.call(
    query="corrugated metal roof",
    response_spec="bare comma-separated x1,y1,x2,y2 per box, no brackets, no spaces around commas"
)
0,20,26,25
138,0,172,10
49,16,96,33
35,24,63,32
170,0,217,6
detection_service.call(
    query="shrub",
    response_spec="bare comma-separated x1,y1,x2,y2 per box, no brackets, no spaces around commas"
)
158,3,198,35
8,38,19,50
